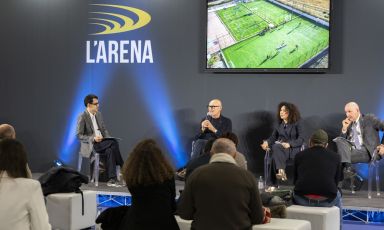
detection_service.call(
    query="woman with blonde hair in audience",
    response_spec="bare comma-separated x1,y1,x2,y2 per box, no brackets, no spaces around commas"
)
0,139,51,230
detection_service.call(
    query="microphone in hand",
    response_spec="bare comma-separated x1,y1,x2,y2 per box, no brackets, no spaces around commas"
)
202,112,211,131
206,112,211,121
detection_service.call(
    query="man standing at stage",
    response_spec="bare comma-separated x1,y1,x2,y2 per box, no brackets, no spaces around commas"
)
76,94,123,185
191,99,232,158
334,102,384,176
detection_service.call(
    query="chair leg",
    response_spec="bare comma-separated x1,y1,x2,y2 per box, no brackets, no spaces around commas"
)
93,153,100,187
350,172,355,194
264,149,270,189
116,165,121,182
368,161,374,199
77,155,83,172
375,162,380,196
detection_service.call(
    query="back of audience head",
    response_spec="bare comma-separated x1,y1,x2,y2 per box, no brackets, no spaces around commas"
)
221,132,239,147
0,124,16,140
0,139,29,178
309,129,328,148
210,138,237,157
122,139,174,187
204,139,216,155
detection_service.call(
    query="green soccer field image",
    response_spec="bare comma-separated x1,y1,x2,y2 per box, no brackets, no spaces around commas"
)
210,0,329,69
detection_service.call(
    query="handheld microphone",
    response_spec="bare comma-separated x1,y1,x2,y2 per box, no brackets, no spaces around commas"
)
206,112,211,121
202,112,211,132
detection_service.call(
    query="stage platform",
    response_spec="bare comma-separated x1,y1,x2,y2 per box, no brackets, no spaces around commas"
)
80,179,384,224
32,172,383,224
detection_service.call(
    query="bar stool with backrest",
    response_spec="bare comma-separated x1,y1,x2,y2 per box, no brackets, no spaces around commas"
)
366,149,380,199
78,148,100,186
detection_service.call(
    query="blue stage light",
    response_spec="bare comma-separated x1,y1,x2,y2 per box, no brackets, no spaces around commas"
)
59,65,113,164
129,64,187,168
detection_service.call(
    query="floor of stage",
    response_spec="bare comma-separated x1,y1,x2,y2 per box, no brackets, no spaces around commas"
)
80,179,384,210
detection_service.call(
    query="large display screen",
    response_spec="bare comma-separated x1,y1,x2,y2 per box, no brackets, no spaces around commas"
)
206,0,331,72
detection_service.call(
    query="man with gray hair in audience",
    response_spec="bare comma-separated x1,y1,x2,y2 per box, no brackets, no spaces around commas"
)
178,138,268,229
0,123,32,177
0,124,16,140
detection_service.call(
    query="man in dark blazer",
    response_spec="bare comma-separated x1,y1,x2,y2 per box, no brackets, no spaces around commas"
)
76,94,123,185
334,102,384,173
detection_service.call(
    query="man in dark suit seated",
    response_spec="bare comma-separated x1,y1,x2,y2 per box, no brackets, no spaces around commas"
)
76,94,123,186
191,99,232,159
334,102,384,178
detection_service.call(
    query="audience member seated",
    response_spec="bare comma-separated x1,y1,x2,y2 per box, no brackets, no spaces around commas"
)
0,139,51,230
119,139,179,230
185,138,216,180
191,99,232,159
222,132,248,170
0,123,16,140
333,102,384,180
178,138,270,229
0,124,32,177
261,102,304,187
293,130,342,216
185,132,247,181
76,94,124,186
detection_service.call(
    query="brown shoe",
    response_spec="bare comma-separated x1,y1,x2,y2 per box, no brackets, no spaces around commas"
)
276,169,287,181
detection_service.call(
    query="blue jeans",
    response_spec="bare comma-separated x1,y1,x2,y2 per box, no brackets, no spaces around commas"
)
293,190,342,228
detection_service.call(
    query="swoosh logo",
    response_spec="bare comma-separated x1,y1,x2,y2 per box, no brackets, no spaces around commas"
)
89,4,151,35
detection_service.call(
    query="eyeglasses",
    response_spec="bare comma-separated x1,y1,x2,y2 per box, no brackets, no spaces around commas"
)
207,105,220,109
91,102,99,106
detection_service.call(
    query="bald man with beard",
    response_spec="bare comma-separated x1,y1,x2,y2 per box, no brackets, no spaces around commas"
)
334,102,384,178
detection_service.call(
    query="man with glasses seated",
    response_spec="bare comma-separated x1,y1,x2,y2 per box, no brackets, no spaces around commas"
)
76,94,123,186
191,99,232,159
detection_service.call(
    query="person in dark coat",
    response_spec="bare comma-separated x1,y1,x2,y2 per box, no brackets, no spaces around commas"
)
261,102,304,187
119,139,179,230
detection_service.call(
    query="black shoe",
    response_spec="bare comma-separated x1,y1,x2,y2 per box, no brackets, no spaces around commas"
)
107,178,117,187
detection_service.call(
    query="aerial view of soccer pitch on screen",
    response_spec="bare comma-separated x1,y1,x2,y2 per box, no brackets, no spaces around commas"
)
206,0,331,72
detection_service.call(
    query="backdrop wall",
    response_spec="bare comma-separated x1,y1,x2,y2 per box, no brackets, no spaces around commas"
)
1,0,383,180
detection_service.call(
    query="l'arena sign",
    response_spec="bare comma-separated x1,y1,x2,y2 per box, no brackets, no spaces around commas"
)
85,4,154,64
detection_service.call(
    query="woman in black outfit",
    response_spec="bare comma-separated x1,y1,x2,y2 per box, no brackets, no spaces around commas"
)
261,102,304,189
119,139,179,230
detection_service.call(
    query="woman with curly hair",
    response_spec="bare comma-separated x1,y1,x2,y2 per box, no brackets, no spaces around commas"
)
261,102,304,188
119,139,179,230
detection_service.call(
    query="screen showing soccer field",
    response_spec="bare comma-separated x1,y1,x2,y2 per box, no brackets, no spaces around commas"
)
206,0,331,72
